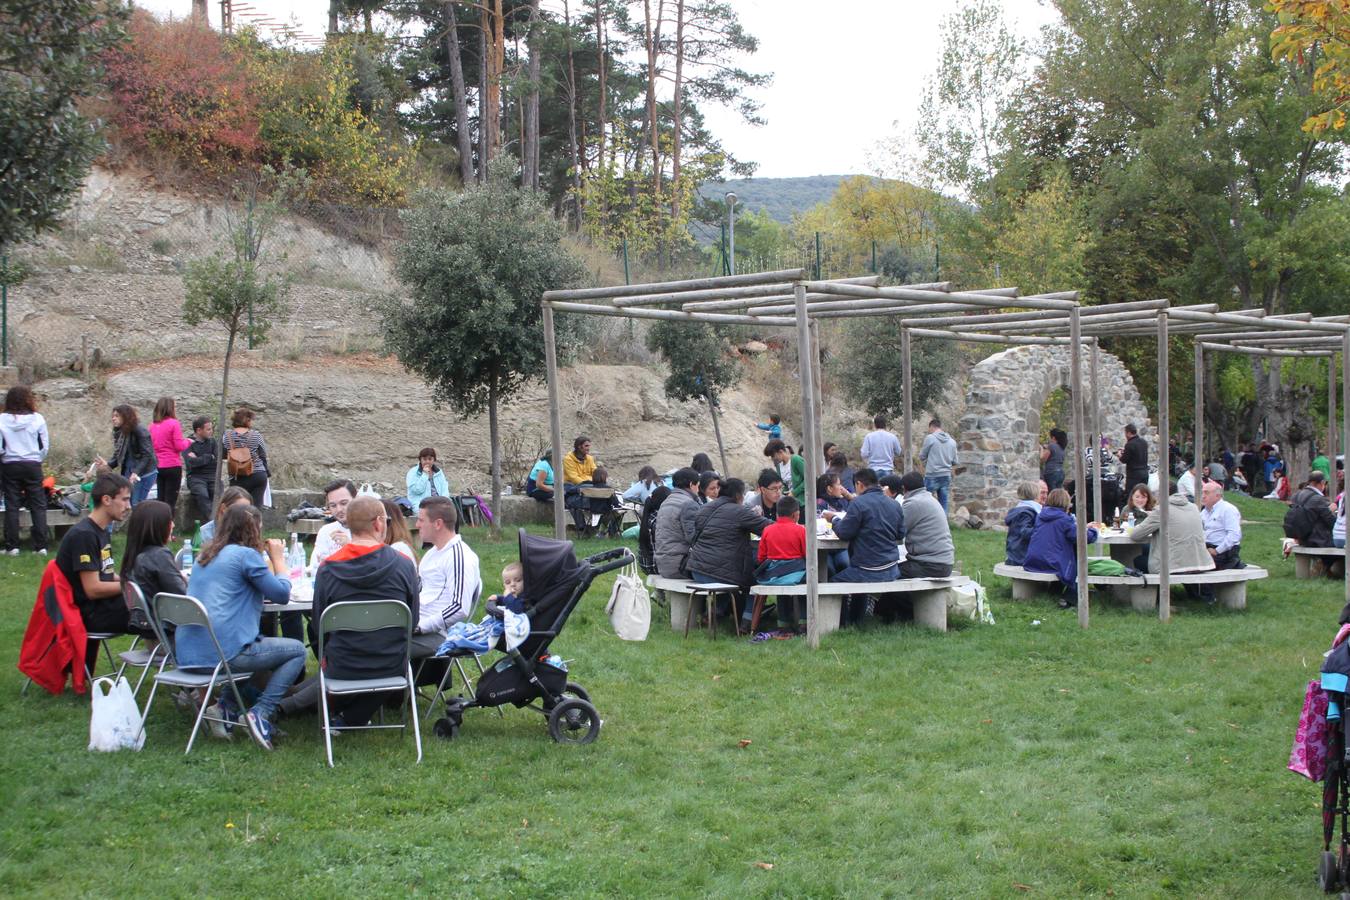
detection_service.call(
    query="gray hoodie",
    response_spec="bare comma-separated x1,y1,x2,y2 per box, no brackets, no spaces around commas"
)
902,488,955,565
0,412,48,463
919,429,958,477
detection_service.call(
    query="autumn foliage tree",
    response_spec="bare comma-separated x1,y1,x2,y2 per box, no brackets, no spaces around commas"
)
1270,0,1350,133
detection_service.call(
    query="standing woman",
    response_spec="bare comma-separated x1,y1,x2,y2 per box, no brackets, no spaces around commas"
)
149,397,191,514
0,386,50,555
1040,428,1068,491
106,404,156,506
222,407,269,507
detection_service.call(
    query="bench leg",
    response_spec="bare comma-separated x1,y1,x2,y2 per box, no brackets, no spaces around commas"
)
1295,554,1312,579
1010,579,1040,601
683,592,696,638
670,591,690,632
726,592,741,638
1215,582,1246,611
1127,585,1157,613
911,590,948,632
749,595,765,635
816,595,843,635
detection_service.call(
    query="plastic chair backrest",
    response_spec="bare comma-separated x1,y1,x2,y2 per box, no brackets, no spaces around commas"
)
153,593,230,668
317,600,413,666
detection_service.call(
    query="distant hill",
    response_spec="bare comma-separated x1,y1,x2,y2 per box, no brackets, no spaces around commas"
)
698,175,863,226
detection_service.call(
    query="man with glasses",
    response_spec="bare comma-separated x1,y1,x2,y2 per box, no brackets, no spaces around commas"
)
311,479,356,569
744,469,784,523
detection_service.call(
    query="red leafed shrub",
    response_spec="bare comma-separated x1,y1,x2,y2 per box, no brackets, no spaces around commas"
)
103,11,260,171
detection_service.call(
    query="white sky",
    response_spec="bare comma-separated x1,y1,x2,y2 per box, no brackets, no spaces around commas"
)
137,0,1060,178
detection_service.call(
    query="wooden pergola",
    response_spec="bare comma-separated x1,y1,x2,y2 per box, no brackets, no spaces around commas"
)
540,270,1350,646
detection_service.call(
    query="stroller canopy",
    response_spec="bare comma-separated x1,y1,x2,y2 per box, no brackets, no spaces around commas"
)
518,529,590,629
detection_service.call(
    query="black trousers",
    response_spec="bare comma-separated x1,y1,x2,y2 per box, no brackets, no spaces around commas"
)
157,466,183,512
186,474,214,523
3,460,47,551
230,471,267,507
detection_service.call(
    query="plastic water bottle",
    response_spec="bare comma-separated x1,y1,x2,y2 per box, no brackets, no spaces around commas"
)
287,533,304,581
177,538,194,573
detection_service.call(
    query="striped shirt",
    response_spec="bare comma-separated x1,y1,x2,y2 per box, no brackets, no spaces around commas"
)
416,534,481,634
223,428,268,474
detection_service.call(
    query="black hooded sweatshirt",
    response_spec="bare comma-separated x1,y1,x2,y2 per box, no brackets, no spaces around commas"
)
312,543,420,680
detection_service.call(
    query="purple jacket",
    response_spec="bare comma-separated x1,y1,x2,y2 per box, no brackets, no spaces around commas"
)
1023,507,1098,584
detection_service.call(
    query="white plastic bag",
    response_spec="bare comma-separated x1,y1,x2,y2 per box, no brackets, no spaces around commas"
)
605,561,651,641
948,580,995,625
88,676,145,752
357,482,381,499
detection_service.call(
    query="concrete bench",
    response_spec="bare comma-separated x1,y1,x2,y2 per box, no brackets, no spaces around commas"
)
992,563,1268,611
747,577,969,635
1292,546,1346,578
9,509,84,539
645,575,744,638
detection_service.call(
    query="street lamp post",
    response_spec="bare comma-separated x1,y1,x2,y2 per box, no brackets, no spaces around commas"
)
725,191,738,275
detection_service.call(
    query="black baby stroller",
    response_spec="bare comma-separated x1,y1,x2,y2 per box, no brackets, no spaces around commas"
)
433,528,633,745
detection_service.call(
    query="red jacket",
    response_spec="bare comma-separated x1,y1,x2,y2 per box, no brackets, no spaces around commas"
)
17,561,89,695
758,517,806,563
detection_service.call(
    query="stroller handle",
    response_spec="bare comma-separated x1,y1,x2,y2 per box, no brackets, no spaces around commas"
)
589,548,635,577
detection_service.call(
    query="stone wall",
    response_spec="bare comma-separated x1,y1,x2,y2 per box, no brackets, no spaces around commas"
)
952,345,1156,528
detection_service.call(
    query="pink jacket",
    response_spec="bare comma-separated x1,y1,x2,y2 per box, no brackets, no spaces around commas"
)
149,418,191,468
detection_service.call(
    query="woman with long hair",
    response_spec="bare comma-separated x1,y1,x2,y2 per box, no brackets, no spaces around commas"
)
222,407,269,506
198,484,252,546
183,503,304,750
102,404,156,505
0,385,50,555
1040,428,1069,491
119,499,186,638
149,397,192,514
690,452,714,475
381,498,417,561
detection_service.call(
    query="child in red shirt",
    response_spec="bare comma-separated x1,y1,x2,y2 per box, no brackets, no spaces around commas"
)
755,496,807,635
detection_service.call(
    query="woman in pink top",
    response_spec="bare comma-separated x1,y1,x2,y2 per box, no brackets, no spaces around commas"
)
149,397,192,513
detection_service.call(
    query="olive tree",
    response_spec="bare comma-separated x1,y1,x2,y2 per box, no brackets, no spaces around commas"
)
384,157,589,523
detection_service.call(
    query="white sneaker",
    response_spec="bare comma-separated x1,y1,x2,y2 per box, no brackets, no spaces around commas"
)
204,703,235,740
34,549,46,556
5,549,19,556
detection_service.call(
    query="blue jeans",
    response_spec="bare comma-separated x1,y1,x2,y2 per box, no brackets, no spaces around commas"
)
131,470,158,506
227,637,307,721
925,475,951,513
1336,537,1346,549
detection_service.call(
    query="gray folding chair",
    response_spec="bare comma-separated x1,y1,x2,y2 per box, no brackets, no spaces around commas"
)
317,600,422,768
114,583,168,698
415,586,500,722
142,593,255,754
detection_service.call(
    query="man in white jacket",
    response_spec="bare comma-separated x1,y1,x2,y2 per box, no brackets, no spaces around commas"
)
310,479,355,568
413,495,481,656
0,386,50,555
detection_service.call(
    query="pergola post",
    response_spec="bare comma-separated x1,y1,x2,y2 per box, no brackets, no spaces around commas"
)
796,283,822,648
901,326,913,470
1330,355,1337,463
1194,343,1204,509
1158,312,1171,622
810,318,825,460
1090,337,1103,539
541,304,566,539
1343,332,1349,604
1070,307,1089,627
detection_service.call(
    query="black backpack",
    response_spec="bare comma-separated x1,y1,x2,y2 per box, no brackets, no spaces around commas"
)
1284,501,1315,541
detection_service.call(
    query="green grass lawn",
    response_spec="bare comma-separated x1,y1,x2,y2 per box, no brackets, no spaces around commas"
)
0,493,1343,897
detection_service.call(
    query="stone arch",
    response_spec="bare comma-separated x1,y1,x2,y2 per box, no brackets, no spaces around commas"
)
951,345,1156,528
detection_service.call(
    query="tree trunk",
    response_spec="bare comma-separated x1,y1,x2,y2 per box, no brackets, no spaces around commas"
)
328,0,340,34
444,3,475,186
363,7,373,34
706,391,728,475
524,0,542,191
670,0,686,225
191,0,209,25
488,371,502,536
563,0,583,224
477,27,489,179
594,0,606,173
643,0,663,194
213,330,236,504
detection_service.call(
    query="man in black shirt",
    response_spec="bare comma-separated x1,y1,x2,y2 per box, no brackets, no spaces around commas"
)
184,415,218,525
1118,424,1150,496
56,472,132,671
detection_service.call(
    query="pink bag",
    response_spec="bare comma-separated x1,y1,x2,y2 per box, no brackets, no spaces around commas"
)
1290,679,1331,782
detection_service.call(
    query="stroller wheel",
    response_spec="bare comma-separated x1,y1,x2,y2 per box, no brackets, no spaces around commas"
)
1321,850,1341,892
564,682,591,703
548,698,600,745
433,718,459,741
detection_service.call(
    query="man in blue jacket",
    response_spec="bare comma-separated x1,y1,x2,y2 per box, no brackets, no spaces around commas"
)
825,468,904,625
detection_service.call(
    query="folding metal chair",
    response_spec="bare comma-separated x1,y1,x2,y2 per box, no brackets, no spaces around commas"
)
317,600,422,767
415,586,501,722
142,593,256,754
20,632,120,697
114,583,168,698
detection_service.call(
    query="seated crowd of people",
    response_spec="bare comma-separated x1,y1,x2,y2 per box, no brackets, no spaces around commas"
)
44,473,493,751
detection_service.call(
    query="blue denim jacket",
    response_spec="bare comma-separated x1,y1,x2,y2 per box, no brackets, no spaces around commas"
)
179,544,291,667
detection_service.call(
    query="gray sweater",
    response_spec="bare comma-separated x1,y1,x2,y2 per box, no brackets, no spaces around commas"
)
919,430,959,477
1128,493,1215,574
653,488,699,578
902,488,955,564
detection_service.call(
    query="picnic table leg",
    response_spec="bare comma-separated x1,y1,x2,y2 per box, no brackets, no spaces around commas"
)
1295,553,1312,579
684,592,696,638
749,594,764,635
